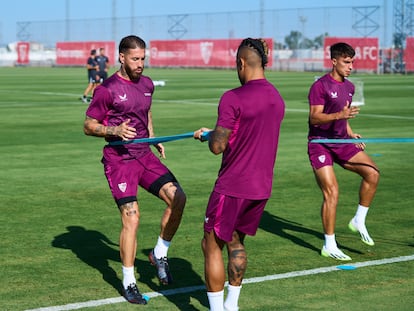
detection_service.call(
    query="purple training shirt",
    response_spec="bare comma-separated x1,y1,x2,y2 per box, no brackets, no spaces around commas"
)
213,79,285,200
86,73,154,157
308,73,355,140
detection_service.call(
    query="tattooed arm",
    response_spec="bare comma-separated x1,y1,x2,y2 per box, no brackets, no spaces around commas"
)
83,116,136,140
209,125,231,155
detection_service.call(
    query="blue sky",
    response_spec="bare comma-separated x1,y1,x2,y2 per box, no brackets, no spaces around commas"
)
0,0,391,45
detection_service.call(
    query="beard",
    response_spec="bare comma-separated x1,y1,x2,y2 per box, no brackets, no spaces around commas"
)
124,64,143,81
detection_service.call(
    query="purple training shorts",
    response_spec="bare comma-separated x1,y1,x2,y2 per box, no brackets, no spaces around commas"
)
204,191,268,242
102,150,177,207
308,142,361,170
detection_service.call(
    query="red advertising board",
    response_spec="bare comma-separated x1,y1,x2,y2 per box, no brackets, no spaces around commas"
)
404,37,414,72
56,41,116,66
16,42,30,65
149,39,273,68
323,37,379,71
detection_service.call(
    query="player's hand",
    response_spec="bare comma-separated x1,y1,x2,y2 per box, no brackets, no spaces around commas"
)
351,133,366,150
194,127,212,142
154,143,166,159
340,101,359,119
116,119,136,140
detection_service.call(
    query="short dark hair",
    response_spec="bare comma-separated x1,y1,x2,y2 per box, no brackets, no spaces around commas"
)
119,35,146,54
237,38,269,68
90,49,96,55
330,42,355,59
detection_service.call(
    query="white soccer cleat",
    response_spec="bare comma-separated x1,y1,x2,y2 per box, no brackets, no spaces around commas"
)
321,245,352,261
348,218,375,246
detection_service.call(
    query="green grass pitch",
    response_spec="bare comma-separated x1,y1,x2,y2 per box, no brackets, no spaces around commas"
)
0,67,413,310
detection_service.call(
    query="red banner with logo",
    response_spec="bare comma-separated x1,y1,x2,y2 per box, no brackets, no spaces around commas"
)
404,37,414,72
56,41,116,66
149,39,273,68
323,37,379,71
16,42,30,65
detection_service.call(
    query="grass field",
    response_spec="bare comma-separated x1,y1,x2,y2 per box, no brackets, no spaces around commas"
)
0,66,413,311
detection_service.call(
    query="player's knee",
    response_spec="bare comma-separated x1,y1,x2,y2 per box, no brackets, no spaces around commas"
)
172,184,187,208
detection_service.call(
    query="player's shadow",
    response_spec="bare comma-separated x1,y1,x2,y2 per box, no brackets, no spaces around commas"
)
51,226,123,295
259,211,322,253
259,211,362,255
139,248,208,310
51,227,208,309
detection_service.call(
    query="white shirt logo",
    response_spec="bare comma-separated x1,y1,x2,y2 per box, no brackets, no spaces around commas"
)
318,155,326,163
118,182,127,193
118,93,127,101
204,217,209,224
330,92,338,99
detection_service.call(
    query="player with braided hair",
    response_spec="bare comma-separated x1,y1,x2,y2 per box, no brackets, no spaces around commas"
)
194,38,285,311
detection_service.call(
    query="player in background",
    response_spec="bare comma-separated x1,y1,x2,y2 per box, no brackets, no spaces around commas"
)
81,49,99,103
194,38,285,311
84,35,186,304
96,47,109,84
307,42,380,261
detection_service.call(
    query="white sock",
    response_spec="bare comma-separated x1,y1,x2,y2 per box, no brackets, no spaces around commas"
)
224,284,241,311
154,236,170,258
354,204,369,225
324,234,337,250
207,290,224,311
122,266,136,289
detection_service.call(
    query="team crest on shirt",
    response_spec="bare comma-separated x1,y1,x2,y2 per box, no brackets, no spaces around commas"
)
118,182,127,193
118,93,128,102
318,155,326,163
330,92,338,99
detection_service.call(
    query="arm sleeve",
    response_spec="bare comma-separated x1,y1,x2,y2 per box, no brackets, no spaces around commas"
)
85,86,112,122
216,91,239,130
308,81,326,106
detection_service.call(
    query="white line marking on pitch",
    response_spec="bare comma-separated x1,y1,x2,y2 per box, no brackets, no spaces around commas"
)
25,254,414,311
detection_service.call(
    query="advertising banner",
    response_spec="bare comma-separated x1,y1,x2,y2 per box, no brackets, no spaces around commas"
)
323,37,379,71
16,42,30,65
56,41,116,66
404,37,414,72
149,38,273,68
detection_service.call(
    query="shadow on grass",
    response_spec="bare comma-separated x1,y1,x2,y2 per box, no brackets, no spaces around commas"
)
51,226,208,310
259,211,362,255
139,248,208,310
52,226,122,294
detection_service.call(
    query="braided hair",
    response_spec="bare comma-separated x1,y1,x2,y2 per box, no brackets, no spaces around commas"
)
238,38,269,68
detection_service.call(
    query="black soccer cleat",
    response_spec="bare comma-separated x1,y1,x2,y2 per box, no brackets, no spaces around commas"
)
148,249,173,285
123,283,148,304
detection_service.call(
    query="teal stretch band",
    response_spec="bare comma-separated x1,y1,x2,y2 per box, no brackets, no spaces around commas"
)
310,138,414,144
108,131,210,146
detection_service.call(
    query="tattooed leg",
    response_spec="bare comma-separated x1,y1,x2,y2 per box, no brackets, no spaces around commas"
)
227,231,247,286
119,201,140,267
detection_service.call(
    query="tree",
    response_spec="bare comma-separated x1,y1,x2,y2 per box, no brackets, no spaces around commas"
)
284,31,303,49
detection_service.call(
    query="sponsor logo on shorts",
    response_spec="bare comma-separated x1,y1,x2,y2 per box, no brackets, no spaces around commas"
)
318,155,326,163
144,92,152,97
118,182,127,192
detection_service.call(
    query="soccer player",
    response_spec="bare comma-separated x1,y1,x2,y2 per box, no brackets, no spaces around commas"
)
307,42,380,261
96,47,109,84
194,38,285,311
83,35,186,304
81,49,99,103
